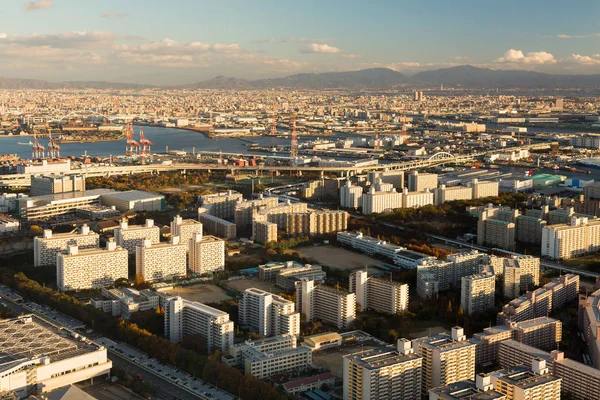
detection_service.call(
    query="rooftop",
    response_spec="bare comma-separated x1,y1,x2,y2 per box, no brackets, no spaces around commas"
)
101,190,163,201
182,299,230,318
430,380,505,400
492,365,560,390
345,346,421,370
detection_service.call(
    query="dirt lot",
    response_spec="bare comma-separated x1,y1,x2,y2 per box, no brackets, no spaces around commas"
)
296,245,383,270
169,284,233,303
312,343,377,377
225,279,278,293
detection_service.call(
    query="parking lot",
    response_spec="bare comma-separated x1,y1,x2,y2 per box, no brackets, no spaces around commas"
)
97,338,235,400
25,302,85,329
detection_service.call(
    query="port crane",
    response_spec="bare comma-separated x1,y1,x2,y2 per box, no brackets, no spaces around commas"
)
208,111,215,139
269,104,278,135
289,112,298,159
47,133,60,158
138,127,152,164
31,134,45,159
125,122,139,156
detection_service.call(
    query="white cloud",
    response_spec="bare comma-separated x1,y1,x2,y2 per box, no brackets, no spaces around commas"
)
286,37,335,44
0,31,115,49
300,43,342,54
339,53,361,59
101,11,130,18
557,33,600,39
566,54,600,65
24,0,53,11
495,49,557,65
252,38,276,44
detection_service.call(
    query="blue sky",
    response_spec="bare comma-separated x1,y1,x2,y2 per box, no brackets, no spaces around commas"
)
1,0,600,84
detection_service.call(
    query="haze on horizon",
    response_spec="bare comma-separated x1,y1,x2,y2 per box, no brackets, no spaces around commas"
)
2,0,600,85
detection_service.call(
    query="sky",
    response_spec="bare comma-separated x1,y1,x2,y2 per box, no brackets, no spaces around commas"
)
1,0,600,84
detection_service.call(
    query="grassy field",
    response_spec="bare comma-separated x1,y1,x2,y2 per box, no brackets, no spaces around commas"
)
296,245,383,270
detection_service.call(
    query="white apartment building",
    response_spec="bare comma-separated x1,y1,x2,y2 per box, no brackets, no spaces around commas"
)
340,181,364,209
361,187,402,214
343,340,422,400
296,280,355,329
276,264,326,291
57,241,128,291
368,170,404,190
491,360,561,400
461,273,496,315
407,171,438,192
164,296,234,351
0,315,112,398
234,195,279,228
189,234,225,275
491,255,540,299
30,174,85,197
414,327,476,396
114,219,160,255
170,215,203,252
477,206,518,251
433,185,473,205
429,375,506,400
349,270,409,314
0,215,20,233
199,190,243,220
471,179,499,199
401,188,434,208
135,237,187,282
238,288,300,338
34,224,99,267
541,216,600,259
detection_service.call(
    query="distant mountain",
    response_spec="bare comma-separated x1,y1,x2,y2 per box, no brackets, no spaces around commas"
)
0,77,154,90
0,77,59,89
186,75,252,89
412,65,600,88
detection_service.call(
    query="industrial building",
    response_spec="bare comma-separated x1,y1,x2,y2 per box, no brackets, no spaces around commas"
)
100,190,166,212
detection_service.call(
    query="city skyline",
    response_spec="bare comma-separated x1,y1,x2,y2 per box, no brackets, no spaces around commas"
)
2,0,600,84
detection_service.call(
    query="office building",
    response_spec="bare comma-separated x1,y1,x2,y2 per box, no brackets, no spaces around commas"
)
224,335,311,379
114,219,160,255
433,185,473,205
199,190,243,220
188,234,225,275
18,189,114,222
429,375,506,400
238,288,300,338
33,224,99,267
197,210,236,239
499,340,600,400
461,273,496,315
349,270,409,314
413,327,476,396
30,174,85,197
170,215,203,251
163,296,234,351
296,280,356,329
234,195,279,228
491,360,561,400
343,340,422,400
0,315,112,398
57,240,128,291
407,171,438,192
276,264,326,291
492,255,540,299
541,216,600,259
135,237,187,282
361,187,402,214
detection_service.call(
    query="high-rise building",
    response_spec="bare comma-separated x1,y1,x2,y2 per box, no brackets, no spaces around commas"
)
197,210,236,239
34,224,99,267
170,215,203,252
30,174,85,196
477,206,518,251
199,190,243,220
238,288,300,338
234,195,279,228
367,170,404,190
461,272,496,315
401,188,434,208
114,219,160,255
57,240,128,291
491,255,540,299
490,360,561,400
253,220,278,244
163,296,234,351
541,216,600,259
296,280,356,329
433,185,473,205
188,234,225,275
361,187,402,214
471,179,499,199
413,327,476,396
516,215,547,244
407,171,438,192
343,339,422,400
578,288,600,368
135,237,187,282
349,270,409,314
429,374,506,400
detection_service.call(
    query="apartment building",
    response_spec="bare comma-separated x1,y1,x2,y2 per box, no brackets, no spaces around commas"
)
367,170,404,190
429,375,506,400
407,171,438,192
477,206,518,251
461,273,496,315
349,270,409,314
114,219,160,255
163,296,234,351
33,224,99,267
253,220,278,244
188,234,225,275
413,327,476,396
30,174,85,196
197,210,236,239
276,264,326,291
340,180,364,209
343,340,422,400
234,195,279,228
170,215,203,251
499,340,600,400
57,241,128,291
492,255,540,299
284,211,347,238
491,360,561,400
238,288,300,338
199,190,243,220
433,185,473,205
541,216,600,259
255,201,308,230
361,187,402,214
470,324,514,367
296,280,356,329
301,178,341,200
225,335,311,379
135,238,187,282
401,188,434,208
516,215,547,244
337,231,408,266
578,288,600,368
471,179,499,199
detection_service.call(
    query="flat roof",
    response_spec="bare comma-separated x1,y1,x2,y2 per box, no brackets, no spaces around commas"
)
493,365,560,389
304,332,343,344
183,299,229,318
430,380,505,399
345,346,421,370
22,189,115,205
396,249,430,260
101,190,163,201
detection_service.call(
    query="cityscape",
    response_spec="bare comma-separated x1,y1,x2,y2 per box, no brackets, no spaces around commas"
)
2,1,600,400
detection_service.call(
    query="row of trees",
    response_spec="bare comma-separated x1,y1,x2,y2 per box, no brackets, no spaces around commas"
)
0,269,294,400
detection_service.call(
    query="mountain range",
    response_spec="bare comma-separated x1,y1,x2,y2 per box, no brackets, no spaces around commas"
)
3,66,600,90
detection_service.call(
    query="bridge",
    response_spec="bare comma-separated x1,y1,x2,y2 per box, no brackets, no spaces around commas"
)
0,142,551,188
